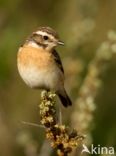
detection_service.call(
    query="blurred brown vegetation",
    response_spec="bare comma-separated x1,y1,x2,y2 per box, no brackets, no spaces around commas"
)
0,0,116,156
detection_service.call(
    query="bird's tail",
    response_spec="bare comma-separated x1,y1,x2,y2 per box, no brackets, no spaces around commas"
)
58,90,72,107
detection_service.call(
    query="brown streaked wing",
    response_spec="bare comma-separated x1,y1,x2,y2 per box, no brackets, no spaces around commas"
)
52,50,64,74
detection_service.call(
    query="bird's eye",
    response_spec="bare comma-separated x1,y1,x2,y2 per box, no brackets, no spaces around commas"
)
43,36,49,40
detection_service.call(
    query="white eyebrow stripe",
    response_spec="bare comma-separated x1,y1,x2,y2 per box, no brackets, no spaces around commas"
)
35,31,54,39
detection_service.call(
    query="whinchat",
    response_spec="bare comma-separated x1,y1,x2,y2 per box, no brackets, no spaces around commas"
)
17,27,72,107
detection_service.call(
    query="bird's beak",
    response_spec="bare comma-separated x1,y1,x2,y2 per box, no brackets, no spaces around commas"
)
57,40,64,46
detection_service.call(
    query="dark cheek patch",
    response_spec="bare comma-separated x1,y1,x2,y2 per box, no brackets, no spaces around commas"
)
26,33,49,49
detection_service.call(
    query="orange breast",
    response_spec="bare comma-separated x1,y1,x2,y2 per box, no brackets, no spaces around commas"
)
17,46,54,69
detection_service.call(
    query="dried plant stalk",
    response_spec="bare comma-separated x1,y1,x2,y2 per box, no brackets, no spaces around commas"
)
39,91,84,156
71,30,116,146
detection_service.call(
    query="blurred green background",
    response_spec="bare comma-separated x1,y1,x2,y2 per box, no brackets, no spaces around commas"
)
0,0,116,155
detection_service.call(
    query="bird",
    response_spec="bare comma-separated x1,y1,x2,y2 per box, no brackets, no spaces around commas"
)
17,26,72,107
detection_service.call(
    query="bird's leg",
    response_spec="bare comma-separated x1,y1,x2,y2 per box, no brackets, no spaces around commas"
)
59,107,62,125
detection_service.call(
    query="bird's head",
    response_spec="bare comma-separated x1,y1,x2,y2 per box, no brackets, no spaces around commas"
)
27,27,64,51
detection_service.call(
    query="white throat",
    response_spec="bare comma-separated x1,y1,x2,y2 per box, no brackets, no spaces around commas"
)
27,41,42,49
